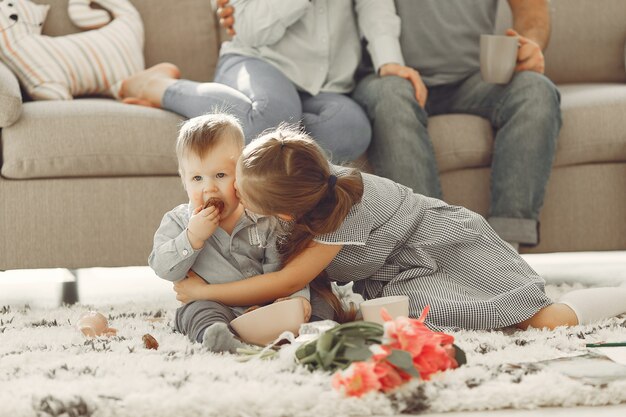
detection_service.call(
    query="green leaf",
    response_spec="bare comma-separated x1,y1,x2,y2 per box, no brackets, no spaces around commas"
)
321,339,345,370
316,332,335,355
387,349,420,377
343,345,373,362
295,342,317,360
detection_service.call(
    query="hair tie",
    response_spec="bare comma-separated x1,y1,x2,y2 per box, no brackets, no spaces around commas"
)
328,174,337,188
280,139,285,149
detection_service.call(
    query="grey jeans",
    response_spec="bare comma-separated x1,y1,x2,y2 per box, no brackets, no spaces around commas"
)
162,54,371,163
353,70,562,245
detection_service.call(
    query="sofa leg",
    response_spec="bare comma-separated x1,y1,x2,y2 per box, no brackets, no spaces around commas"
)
61,269,79,305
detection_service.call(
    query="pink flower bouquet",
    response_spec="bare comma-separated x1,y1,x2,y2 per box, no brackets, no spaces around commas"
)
295,306,465,397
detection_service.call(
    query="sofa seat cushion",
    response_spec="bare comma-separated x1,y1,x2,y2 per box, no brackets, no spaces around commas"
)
429,83,626,173
429,114,494,173
553,84,626,167
1,99,183,179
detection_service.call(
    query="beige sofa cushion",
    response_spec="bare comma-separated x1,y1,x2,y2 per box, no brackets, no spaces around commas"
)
0,61,22,127
554,84,626,167
5,84,626,179
1,100,182,179
429,84,626,173
429,115,494,173
36,0,219,82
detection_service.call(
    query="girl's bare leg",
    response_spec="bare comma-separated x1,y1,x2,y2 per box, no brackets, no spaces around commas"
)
119,63,181,108
516,303,578,330
517,286,626,329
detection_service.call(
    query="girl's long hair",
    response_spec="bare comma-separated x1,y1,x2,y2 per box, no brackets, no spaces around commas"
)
238,126,364,322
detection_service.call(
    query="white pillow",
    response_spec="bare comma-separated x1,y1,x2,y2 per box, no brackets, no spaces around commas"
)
0,0,144,100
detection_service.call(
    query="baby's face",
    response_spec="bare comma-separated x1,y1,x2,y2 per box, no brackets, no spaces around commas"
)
181,141,241,222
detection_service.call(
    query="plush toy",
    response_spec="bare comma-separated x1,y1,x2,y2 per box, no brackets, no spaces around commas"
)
0,0,144,100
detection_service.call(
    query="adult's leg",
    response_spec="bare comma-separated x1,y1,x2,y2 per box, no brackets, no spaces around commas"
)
125,55,304,142
168,54,304,141
443,71,562,245
300,92,371,163
352,74,442,197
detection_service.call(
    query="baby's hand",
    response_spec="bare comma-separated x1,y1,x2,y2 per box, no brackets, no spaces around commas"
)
187,205,220,248
275,297,312,322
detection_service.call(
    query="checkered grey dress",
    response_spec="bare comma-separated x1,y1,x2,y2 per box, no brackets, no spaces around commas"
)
315,166,553,331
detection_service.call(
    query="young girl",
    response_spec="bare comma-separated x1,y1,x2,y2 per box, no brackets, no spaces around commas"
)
174,126,626,331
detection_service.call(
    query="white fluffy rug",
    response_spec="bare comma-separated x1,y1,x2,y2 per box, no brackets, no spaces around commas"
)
1,283,626,417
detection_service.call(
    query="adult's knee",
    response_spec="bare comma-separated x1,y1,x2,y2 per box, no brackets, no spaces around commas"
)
354,75,428,125
506,72,561,120
245,98,302,141
304,97,372,162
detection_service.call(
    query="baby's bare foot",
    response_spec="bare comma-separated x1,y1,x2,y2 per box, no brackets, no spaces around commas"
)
119,63,181,103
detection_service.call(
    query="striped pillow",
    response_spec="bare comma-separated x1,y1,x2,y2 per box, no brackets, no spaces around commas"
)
0,0,144,100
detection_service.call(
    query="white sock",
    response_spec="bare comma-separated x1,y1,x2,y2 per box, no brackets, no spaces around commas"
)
558,287,626,325
202,322,246,353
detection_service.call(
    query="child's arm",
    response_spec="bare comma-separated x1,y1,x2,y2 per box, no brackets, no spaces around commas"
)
148,207,203,282
174,241,342,305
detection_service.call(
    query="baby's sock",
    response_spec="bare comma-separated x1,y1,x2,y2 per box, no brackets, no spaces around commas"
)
558,287,626,325
202,322,247,353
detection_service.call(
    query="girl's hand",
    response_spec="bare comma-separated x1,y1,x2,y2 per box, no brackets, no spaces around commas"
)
173,271,209,304
187,205,220,249
274,296,312,322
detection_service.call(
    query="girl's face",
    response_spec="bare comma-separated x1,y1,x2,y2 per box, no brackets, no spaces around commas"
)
181,141,241,223
234,162,293,221
233,166,260,214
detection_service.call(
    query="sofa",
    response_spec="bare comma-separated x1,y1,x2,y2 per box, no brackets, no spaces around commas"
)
1,0,625,272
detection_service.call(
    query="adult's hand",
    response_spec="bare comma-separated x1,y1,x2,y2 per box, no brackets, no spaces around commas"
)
173,270,209,304
506,29,545,74
216,0,236,36
379,63,428,108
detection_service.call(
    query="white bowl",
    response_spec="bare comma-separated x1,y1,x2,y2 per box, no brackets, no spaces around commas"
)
360,295,409,324
230,298,306,346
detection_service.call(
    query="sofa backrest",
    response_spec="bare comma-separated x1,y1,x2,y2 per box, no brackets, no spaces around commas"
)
34,0,626,86
497,0,626,84
35,0,220,82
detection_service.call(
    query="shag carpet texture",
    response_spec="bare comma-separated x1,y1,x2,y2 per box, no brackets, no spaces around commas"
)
1,283,625,417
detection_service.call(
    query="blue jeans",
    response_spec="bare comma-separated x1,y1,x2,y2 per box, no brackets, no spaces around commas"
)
162,54,371,162
352,70,562,245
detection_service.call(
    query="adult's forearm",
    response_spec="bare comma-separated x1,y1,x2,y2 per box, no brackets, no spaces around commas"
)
509,0,551,49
